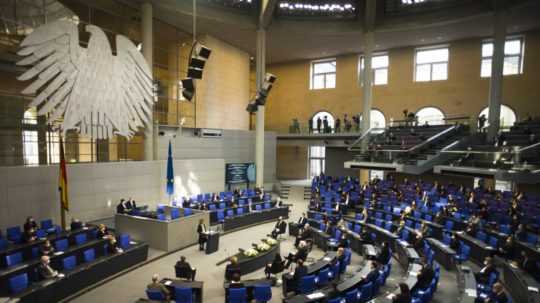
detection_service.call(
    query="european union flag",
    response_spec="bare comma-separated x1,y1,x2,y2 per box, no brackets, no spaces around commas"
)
166,140,174,196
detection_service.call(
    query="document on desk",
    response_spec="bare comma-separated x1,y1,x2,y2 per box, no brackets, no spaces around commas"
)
465,288,477,297
164,280,172,286
528,286,539,293
306,292,325,300
323,257,331,261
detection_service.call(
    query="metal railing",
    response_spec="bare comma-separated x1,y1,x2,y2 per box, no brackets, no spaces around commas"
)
378,124,458,153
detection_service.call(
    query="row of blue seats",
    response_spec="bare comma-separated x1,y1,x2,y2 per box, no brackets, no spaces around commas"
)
147,284,272,303
1,219,59,246
215,203,275,222
8,234,132,294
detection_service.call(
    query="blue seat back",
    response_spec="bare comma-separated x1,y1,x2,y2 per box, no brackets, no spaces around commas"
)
6,226,21,242
229,287,247,303
119,234,131,249
75,233,87,245
171,208,180,219
327,298,342,303
146,289,166,301
445,220,454,230
0,239,7,250
264,202,271,209
175,287,193,303
83,248,95,262
353,224,361,234
219,202,226,209
55,238,69,251
253,285,272,303
6,252,22,267
63,255,77,270
359,281,373,301
527,233,538,245
255,204,262,211
226,209,234,218
184,208,193,216
157,213,167,221
9,273,28,293
237,208,244,215
345,289,359,303
36,229,47,238
41,219,53,230
299,275,316,294
318,268,330,285
488,236,498,248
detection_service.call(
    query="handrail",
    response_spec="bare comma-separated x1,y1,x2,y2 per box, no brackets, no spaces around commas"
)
347,128,373,151
441,142,540,155
517,141,540,153
378,125,458,153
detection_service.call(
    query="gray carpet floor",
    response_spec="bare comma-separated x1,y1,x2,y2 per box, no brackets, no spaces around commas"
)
71,184,461,303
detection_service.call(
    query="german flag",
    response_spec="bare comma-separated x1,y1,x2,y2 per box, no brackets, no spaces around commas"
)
59,134,69,211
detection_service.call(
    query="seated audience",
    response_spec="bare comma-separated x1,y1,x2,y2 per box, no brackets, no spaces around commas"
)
271,216,287,239
38,256,61,280
97,224,110,239
24,216,38,232
475,282,508,303
70,218,83,230
338,233,349,248
362,261,381,285
286,241,309,268
265,253,285,279
391,283,412,303
175,256,196,281
475,257,497,284
147,274,170,301
225,256,241,282
23,227,37,243
107,237,123,254
295,224,313,247
498,236,516,260
293,258,308,292
40,240,55,256
412,257,434,292
377,242,391,265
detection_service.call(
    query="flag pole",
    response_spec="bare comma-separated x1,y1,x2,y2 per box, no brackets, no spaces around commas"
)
59,132,68,230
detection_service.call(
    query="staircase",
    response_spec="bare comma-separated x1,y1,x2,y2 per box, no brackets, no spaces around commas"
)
303,186,312,201
279,184,291,200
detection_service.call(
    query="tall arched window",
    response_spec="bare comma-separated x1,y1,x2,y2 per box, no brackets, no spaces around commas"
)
22,109,39,165
311,111,335,133
478,104,517,129
416,107,446,125
359,109,386,132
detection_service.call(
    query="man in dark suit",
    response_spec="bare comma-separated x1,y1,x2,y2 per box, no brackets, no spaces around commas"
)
225,257,242,282
475,282,508,303
295,224,313,247
413,258,434,292
175,256,196,281
70,218,83,231
377,242,391,265
286,241,309,268
38,256,60,280
362,261,380,285
297,213,308,227
147,274,170,301
116,199,126,214
197,219,208,251
23,216,38,232
293,258,308,292
271,216,287,239
475,257,497,284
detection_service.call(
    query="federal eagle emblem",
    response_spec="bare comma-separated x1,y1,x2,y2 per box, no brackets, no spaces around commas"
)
17,20,154,140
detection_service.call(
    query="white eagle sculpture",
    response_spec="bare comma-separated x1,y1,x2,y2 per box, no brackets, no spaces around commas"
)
17,20,154,140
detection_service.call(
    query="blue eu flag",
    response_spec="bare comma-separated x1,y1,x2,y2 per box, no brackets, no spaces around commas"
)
166,140,174,196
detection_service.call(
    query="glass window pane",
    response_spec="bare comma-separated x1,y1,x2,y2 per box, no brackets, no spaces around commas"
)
482,43,493,57
503,56,520,75
23,130,39,165
372,55,388,68
432,63,448,80
374,68,388,85
504,40,521,55
417,107,445,125
416,48,448,64
313,75,325,89
325,74,336,88
415,64,431,82
313,61,336,74
481,58,492,78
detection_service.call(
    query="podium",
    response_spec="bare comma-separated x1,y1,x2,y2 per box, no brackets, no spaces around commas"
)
205,231,220,254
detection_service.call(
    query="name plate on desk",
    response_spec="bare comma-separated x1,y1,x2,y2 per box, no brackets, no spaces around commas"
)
528,286,539,293
307,292,325,300
465,288,477,297
164,280,172,286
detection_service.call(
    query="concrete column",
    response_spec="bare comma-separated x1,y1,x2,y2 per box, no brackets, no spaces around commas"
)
141,2,155,160
255,29,266,188
361,31,374,148
487,6,506,142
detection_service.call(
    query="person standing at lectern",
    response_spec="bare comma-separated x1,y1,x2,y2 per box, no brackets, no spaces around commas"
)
197,219,208,251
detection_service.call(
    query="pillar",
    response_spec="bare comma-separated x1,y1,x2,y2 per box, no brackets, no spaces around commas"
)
361,31,374,149
487,5,506,142
255,29,266,188
141,2,155,161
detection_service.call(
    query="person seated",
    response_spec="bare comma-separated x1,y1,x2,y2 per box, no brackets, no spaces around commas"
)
116,199,127,214
225,256,241,282
24,216,38,232
38,256,62,280
475,282,508,303
475,257,497,284
70,218,83,231
297,213,308,228
40,240,55,256
295,224,313,247
519,251,540,280
498,236,516,260
271,216,287,239
23,227,37,243
293,258,308,292
391,283,412,303
96,224,110,239
229,272,244,288
265,253,285,279
514,224,528,242
377,242,392,265
360,230,374,244
147,274,170,301
175,256,196,281
412,257,434,292
107,237,123,254
286,241,309,268
338,234,349,249
362,261,381,285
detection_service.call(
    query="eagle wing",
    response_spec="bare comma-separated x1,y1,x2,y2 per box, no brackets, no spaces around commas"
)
17,20,83,125
113,35,154,138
